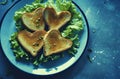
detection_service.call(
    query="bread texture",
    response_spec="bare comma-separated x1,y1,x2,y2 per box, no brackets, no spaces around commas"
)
18,7,73,57
17,30,46,57
22,8,45,31
44,7,71,30
43,30,73,56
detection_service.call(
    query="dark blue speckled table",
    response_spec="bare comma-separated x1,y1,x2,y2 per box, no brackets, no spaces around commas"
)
0,0,120,79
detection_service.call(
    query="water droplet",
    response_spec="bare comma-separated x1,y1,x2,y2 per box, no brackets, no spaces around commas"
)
91,55,96,61
95,50,104,54
97,62,101,65
112,57,115,59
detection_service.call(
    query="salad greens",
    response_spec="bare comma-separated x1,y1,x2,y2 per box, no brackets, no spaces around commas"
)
56,0,72,11
10,0,84,66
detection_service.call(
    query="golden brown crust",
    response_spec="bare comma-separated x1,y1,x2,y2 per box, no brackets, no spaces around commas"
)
44,7,71,30
17,30,46,57
22,8,45,31
18,7,73,57
43,30,73,56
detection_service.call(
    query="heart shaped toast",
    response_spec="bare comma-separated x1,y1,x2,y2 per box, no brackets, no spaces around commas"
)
43,30,73,56
22,8,45,31
17,30,46,57
44,7,71,30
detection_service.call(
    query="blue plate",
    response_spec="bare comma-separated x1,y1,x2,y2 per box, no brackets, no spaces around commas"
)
0,0,89,75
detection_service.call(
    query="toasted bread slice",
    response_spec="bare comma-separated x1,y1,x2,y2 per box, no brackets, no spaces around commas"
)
22,8,45,31
17,30,46,57
43,30,72,56
44,7,71,30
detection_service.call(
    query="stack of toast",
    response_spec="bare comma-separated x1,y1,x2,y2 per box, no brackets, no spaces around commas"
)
17,7,72,57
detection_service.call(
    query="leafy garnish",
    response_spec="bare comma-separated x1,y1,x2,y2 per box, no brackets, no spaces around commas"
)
10,0,84,66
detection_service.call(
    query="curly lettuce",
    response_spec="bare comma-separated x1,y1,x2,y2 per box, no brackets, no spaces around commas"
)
10,0,84,66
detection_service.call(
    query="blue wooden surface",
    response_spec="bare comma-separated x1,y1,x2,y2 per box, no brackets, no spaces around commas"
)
0,0,120,79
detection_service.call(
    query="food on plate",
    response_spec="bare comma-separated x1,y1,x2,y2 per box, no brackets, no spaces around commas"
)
44,7,71,30
17,30,46,56
19,6,72,57
43,30,72,56
10,0,84,66
22,8,45,31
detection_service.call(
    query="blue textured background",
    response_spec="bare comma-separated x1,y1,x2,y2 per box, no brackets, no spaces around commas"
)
0,0,120,79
